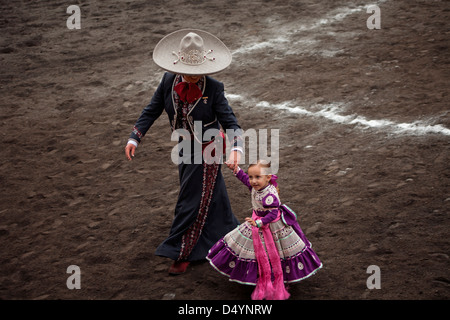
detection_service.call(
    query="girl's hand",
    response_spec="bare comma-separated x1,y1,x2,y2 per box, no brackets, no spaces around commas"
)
245,217,256,227
125,143,136,161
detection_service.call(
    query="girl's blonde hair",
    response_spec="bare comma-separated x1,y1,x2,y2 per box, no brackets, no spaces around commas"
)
248,159,271,170
248,160,280,195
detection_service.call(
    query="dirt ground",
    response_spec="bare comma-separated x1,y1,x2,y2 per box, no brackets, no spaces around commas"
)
0,0,449,301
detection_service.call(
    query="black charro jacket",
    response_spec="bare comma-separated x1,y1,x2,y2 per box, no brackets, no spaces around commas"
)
130,72,242,148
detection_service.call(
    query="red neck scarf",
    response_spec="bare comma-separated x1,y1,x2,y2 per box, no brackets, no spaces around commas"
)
174,81,203,104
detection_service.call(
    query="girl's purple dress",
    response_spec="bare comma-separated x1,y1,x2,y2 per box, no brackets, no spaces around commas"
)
206,168,322,286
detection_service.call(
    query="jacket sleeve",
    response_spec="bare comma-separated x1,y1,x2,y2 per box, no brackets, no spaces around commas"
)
212,82,243,150
129,73,167,143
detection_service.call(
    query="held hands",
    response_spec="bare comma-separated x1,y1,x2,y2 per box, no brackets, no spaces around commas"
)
225,150,241,174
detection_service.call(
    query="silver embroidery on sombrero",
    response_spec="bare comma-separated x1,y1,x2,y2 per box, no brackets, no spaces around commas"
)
172,49,215,65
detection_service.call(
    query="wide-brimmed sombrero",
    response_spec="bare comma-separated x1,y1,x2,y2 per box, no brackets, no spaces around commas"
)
152,29,232,75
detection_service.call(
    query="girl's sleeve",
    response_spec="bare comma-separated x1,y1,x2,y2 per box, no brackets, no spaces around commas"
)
234,167,252,191
259,193,281,226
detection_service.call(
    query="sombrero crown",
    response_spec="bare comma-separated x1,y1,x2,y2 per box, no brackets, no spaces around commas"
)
152,29,232,75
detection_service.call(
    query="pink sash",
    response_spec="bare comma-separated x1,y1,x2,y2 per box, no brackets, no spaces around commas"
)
251,210,290,300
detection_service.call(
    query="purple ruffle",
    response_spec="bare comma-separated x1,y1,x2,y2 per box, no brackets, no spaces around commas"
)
207,240,259,285
207,238,322,285
280,246,322,283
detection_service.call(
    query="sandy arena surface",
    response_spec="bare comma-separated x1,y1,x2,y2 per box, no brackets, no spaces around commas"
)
0,0,449,301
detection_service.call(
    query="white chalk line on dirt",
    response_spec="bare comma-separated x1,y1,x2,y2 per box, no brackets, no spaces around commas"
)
228,0,450,136
232,0,388,56
227,94,450,136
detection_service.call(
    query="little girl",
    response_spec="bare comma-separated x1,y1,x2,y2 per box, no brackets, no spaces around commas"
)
206,160,322,300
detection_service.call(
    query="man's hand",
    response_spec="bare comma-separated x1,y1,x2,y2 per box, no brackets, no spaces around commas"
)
125,143,136,161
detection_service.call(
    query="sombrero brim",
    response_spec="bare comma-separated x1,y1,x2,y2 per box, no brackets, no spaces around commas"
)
152,29,232,75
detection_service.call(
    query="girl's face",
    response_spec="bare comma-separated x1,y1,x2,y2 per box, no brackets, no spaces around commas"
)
248,165,272,191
